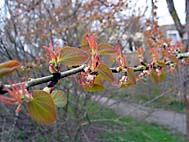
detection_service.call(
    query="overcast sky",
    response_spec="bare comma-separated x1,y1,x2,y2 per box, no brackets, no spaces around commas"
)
134,0,185,25
156,0,185,25
0,0,186,25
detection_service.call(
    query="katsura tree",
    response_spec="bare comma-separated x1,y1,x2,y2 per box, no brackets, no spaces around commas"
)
0,19,188,124
0,0,188,141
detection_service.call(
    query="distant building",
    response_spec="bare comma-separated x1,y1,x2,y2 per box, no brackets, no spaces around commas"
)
160,24,181,45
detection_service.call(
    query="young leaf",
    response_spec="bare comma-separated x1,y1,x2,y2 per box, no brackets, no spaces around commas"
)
0,60,20,69
121,83,133,89
85,84,105,92
150,71,159,84
0,60,20,77
81,33,90,51
84,75,105,92
169,55,179,71
86,34,98,52
156,60,166,67
42,87,51,94
96,62,114,83
120,68,136,88
127,67,136,85
51,90,67,108
137,47,144,55
150,71,166,83
27,90,56,125
98,43,115,55
159,72,166,83
60,46,89,66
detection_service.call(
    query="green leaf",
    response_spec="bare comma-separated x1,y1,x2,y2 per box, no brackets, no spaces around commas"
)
51,90,67,108
169,55,179,71
156,60,166,67
85,84,105,92
94,74,103,84
98,43,115,55
159,72,166,82
27,90,56,125
84,75,105,92
120,84,132,89
60,46,89,66
97,62,114,83
0,60,20,77
150,71,166,83
150,71,159,84
120,68,136,89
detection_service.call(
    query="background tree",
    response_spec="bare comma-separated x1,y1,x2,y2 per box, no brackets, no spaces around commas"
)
166,0,189,140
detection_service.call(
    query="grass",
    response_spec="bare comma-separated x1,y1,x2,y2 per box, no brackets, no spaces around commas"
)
86,101,186,142
98,121,185,142
14,95,186,142
110,92,185,112
109,82,185,112
147,99,185,112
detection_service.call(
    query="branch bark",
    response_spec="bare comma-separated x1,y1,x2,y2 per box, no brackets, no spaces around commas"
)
2,65,85,90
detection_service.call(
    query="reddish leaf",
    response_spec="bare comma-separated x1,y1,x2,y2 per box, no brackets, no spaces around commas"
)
60,46,89,66
127,67,136,85
81,33,90,51
137,48,144,55
0,60,20,69
150,48,159,61
86,34,98,52
0,60,21,77
42,40,57,62
27,90,56,125
51,90,67,108
137,48,144,62
97,62,114,83
98,43,115,55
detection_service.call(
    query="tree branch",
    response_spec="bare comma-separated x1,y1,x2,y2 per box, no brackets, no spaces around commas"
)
1,52,189,93
177,52,189,59
166,0,184,38
1,65,85,90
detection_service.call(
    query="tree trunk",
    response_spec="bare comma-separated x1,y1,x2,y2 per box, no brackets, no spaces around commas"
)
166,0,184,38
166,0,189,140
183,0,189,140
182,63,189,141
